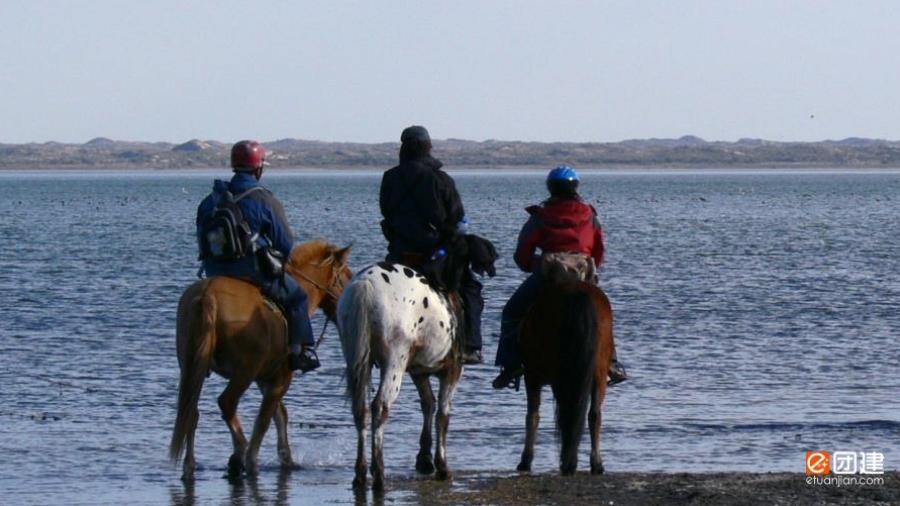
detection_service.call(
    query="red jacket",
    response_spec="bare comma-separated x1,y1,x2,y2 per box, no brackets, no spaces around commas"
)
513,198,605,272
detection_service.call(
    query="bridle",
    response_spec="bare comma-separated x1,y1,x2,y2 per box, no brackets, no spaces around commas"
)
288,259,349,348
291,262,344,302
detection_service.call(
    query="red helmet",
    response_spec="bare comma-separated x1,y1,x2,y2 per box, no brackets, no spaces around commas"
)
230,140,266,170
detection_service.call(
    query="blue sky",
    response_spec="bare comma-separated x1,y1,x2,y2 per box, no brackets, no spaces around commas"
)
2,1,897,144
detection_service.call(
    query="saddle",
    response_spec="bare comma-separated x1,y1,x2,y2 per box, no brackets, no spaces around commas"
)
260,296,286,318
208,274,290,329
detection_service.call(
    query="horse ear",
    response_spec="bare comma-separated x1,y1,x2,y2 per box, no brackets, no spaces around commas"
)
335,244,352,265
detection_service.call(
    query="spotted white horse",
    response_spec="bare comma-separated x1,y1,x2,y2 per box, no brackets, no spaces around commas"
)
337,261,464,492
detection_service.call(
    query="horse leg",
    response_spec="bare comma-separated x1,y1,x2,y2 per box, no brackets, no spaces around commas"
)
371,361,404,492
589,380,607,475
273,400,295,469
517,382,541,472
351,393,369,489
218,377,253,478
411,374,436,475
347,357,372,489
433,368,461,481
370,394,388,493
181,412,198,482
245,380,289,476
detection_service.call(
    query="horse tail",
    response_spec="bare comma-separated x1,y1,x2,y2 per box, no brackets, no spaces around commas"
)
169,290,216,466
337,279,373,420
554,286,599,475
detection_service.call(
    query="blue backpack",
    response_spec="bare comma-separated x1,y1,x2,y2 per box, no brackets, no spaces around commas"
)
198,187,261,261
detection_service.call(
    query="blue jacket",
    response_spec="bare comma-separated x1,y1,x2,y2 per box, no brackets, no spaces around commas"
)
196,172,295,278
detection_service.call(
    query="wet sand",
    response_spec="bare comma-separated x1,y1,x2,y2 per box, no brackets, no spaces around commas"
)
385,470,900,506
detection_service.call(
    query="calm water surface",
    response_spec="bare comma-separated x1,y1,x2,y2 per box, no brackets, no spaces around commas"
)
0,168,898,505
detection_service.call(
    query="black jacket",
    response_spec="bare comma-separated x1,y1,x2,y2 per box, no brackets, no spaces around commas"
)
379,155,465,256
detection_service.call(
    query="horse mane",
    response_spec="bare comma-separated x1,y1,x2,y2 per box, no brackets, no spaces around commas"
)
288,238,337,268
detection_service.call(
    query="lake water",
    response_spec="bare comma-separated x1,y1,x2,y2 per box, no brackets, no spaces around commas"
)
0,168,898,505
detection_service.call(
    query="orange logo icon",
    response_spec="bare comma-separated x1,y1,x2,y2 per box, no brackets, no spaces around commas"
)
806,451,831,475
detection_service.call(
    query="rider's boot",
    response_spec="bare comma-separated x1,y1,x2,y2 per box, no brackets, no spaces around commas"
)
461,347,483,365
284,296,319,372
608,351,627,386
288,346,320,373
492,365,524,390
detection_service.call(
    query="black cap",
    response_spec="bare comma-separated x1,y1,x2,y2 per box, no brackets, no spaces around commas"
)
401,125,430,143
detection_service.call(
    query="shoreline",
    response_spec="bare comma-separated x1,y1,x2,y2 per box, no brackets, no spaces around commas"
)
4,164,900,172
386,470,900,506
5,136,900,171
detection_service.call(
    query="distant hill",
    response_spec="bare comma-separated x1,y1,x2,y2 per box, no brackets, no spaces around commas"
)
2,136,900,169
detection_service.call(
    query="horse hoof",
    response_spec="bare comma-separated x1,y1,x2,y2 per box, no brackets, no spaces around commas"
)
435,469,452,482
372,476,385,493
352,475,367,489
516,462,531,472
278,450,295,469
227,455,245,478
415,455,435,475
591,463,605,475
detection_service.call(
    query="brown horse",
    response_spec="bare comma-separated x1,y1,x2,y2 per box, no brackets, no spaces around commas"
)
516,273,614,476
169,239,352,481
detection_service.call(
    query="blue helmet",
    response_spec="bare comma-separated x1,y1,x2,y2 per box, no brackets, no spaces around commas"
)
546,165,580,197
547,165,579,182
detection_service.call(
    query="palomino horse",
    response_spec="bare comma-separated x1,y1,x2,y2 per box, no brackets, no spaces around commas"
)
516,269,614,476
337,262,465,492
169,239,352,481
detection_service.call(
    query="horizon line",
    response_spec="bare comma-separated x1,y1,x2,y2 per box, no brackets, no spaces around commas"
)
3,134,899,146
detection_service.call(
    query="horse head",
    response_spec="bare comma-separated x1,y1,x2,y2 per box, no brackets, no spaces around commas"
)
285,239,353,321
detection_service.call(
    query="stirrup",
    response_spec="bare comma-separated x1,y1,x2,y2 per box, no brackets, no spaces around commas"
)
289,347,320,373
492,366,523,391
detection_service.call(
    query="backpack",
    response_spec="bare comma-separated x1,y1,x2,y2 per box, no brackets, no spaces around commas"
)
198,187,262,261
540,251,596,284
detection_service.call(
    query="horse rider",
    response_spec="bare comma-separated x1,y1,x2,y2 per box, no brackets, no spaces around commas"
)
378,125,484,364
492,165,628,389
195,140,320,373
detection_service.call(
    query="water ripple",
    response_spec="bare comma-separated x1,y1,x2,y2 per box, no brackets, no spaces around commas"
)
0,170,898,504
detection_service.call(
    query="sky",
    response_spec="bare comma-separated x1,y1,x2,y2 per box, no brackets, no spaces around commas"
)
1,1,898,144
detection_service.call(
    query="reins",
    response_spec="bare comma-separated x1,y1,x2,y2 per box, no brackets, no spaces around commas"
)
315,320,329,349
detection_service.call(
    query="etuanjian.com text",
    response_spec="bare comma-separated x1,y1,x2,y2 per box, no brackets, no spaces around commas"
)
806,475,885,487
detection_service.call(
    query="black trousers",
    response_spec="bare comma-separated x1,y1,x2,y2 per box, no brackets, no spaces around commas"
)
458,269,484,350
